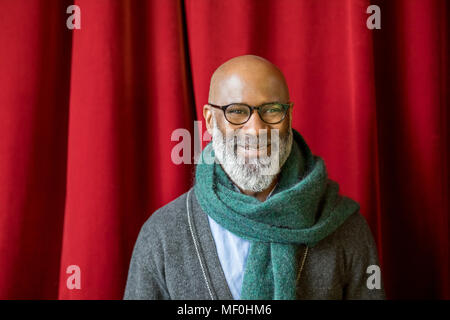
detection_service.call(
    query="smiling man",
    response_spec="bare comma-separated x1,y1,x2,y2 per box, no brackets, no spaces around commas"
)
124,55,385,300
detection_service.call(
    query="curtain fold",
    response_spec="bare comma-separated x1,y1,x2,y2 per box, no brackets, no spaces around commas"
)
0,0,448,299
57,0,196,299
371,0,449,299
0,0,72,299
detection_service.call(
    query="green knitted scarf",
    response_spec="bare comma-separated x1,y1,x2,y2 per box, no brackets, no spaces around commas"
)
194,129,359,300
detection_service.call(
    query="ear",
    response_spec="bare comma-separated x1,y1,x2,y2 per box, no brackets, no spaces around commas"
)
288,103,293,124
203,104,214,135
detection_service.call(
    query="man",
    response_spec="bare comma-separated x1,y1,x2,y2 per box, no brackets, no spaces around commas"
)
124,55,385,300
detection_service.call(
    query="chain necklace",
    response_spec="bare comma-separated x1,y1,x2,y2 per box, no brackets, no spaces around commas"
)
297,246,309,283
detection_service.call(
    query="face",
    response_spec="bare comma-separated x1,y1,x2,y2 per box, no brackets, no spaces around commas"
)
204,64,293,192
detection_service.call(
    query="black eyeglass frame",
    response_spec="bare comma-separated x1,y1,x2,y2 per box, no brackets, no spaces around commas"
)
207,101,293,125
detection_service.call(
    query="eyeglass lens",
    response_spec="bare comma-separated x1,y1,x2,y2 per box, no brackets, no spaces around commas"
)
225,103,286,124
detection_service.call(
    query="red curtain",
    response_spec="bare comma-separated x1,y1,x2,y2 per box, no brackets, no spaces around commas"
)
0,0,448,299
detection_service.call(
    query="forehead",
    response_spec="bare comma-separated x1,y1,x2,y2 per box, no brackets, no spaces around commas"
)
211,72,289,106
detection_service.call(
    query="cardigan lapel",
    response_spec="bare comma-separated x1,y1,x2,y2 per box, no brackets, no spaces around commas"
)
189,189,234,300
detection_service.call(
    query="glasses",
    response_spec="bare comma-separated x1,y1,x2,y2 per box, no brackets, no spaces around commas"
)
208,101,293,125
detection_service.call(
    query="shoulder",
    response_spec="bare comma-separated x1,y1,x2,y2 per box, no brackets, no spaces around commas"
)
334,211,375,246
139,189,191,242
328,211,379,265
132,190,192,264
314,211,377,257
335,210,372,242
315,211,377,256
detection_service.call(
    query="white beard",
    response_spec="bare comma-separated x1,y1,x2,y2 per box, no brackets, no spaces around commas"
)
211,116,293,192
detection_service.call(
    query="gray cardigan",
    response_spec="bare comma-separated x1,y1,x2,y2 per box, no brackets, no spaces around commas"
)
123,189,386,300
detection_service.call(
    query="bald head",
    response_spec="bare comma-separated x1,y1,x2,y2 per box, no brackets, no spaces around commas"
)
208,55,290,106
204,55,294,196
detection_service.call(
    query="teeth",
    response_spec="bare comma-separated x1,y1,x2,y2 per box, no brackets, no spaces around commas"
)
238,145,270,150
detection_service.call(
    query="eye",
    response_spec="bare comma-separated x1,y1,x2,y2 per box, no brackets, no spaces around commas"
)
226,105,249,116
264,106,283,113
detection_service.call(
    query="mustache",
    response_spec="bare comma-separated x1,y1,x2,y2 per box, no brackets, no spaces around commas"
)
223,134,276,148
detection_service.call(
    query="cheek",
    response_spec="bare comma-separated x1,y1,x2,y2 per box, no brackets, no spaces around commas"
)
214,115,236,136
280,114,292,134
269,121,290,138
218,117,243,134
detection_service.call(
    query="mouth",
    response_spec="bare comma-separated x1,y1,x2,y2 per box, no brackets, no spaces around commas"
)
236,144,272,158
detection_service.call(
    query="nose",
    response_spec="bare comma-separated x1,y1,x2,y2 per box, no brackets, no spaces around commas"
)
241,109,270,135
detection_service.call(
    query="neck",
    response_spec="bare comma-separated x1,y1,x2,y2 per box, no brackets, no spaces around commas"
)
238,175,279,202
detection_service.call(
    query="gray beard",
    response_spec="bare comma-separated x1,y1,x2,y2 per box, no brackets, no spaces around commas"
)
211,117,293,193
